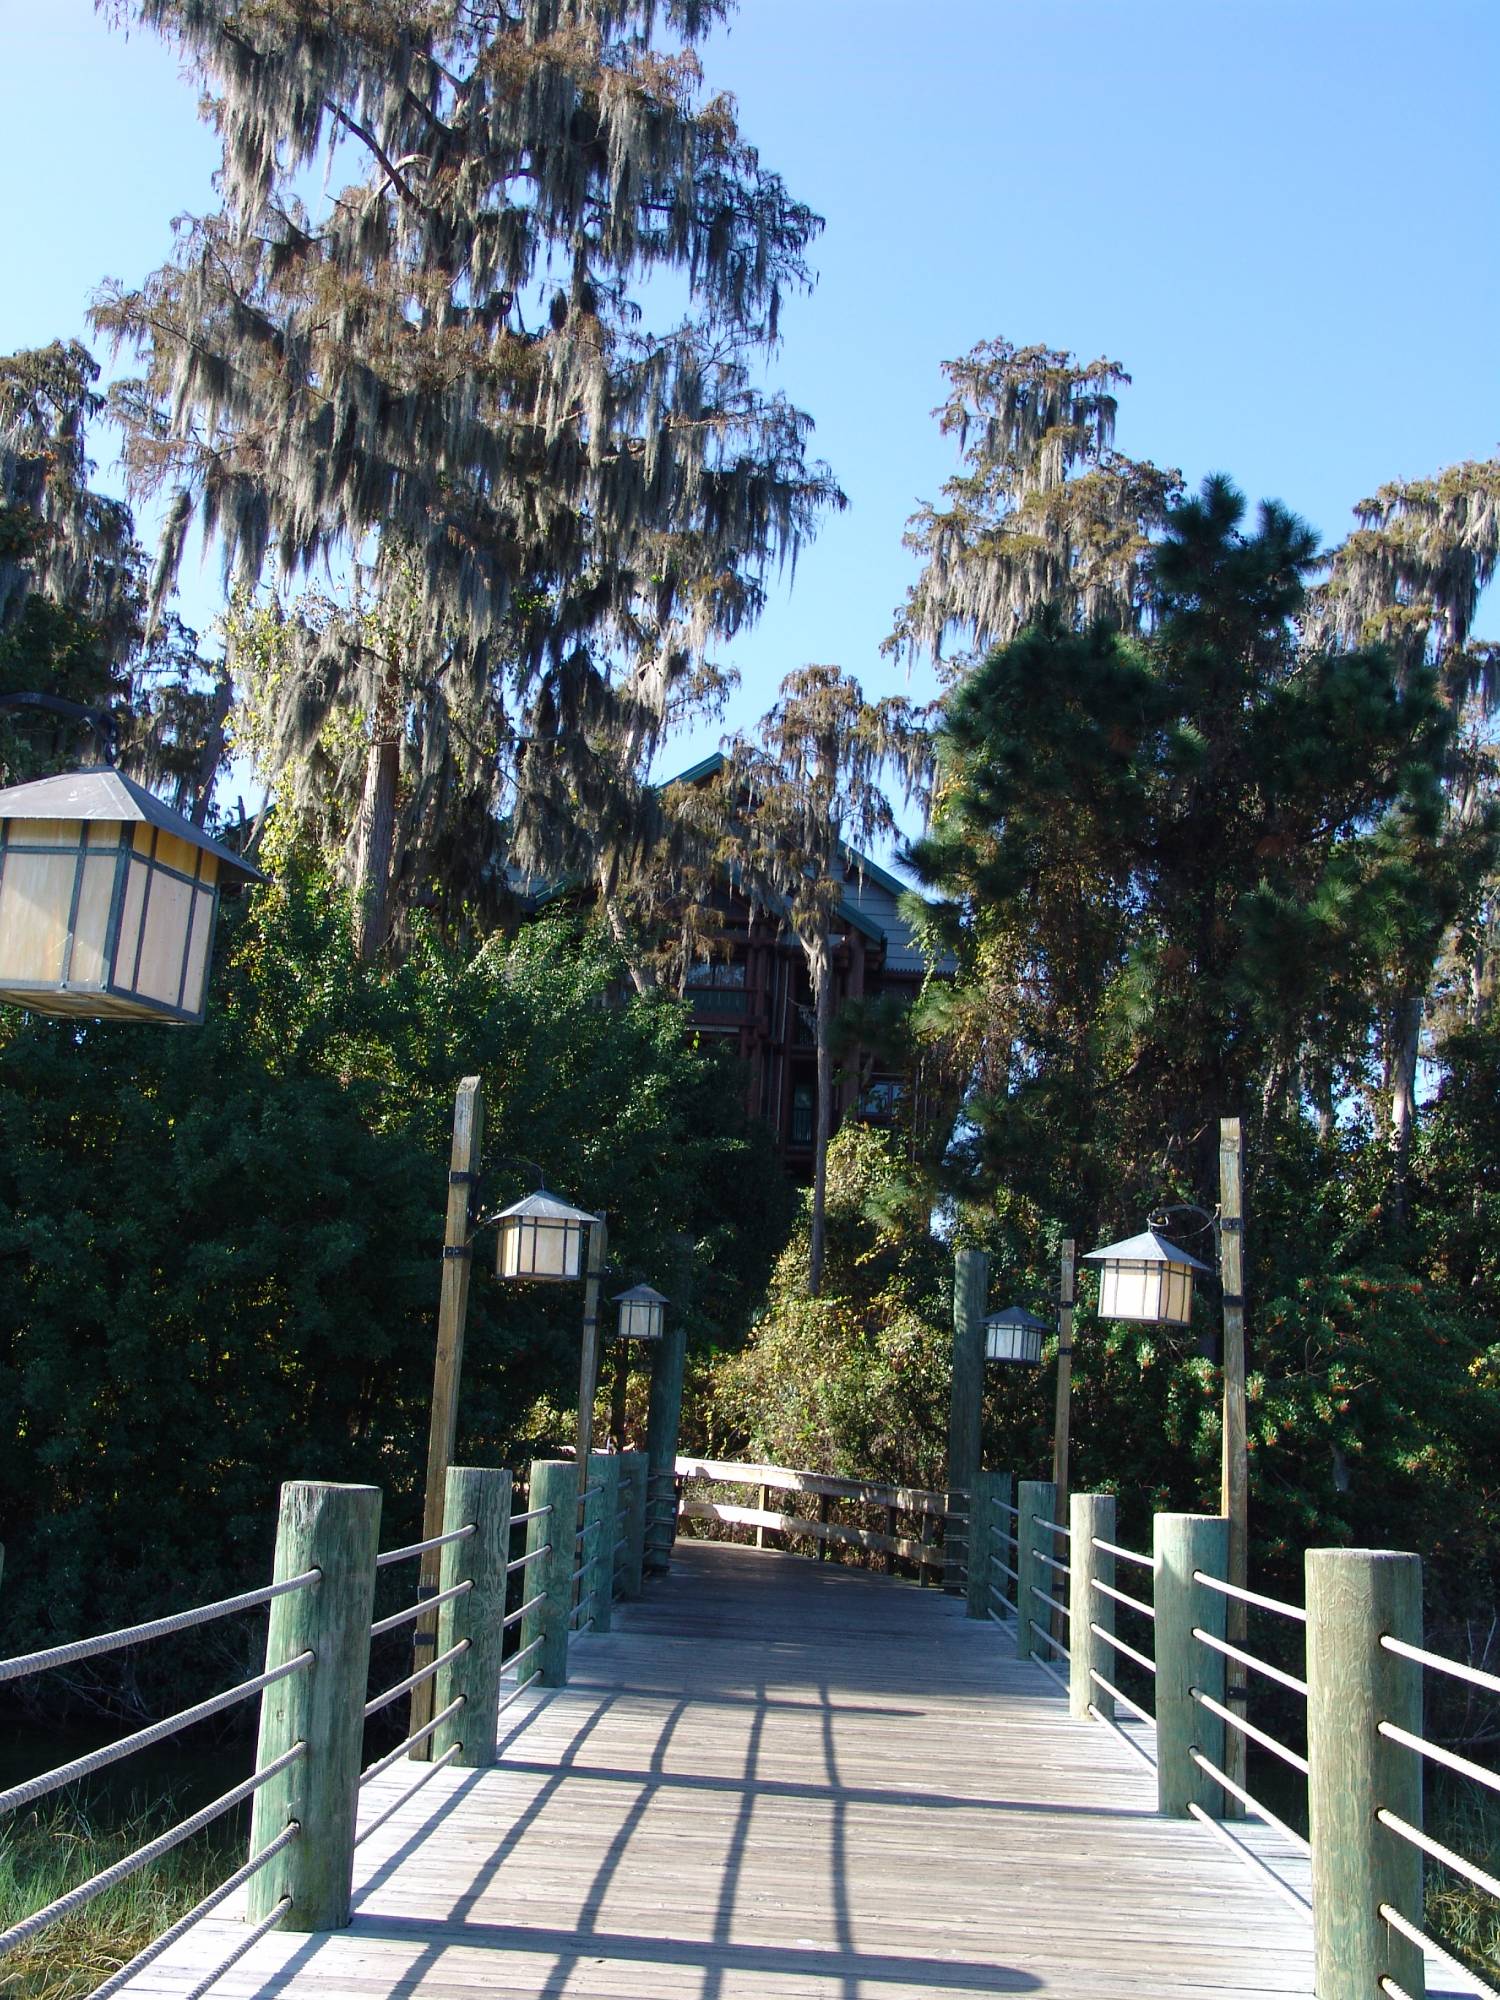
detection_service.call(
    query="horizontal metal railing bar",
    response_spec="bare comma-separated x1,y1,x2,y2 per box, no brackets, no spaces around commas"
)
1028,1622,1072,1663
510,1505,552,1527
1378,1981,1417,2000
0,1650,314,1817
568,1596,595,1628
613,1536,628,1556
1192,1626,1307,1697
1190,1687,1309,1774
568,1562,592,1586
506,1544,552,1576
360,1696,466,1787
1193,1571,1306,1623
85,1825,297,2000
1378,1718,1500,1800
0,1570,321,1685
0,1741,305,1958
1094,1577,1155,1620
576,1520,602,1544
353,1744,461,1851
1029,1647,1069,1698
1034,1550,1071,1577
1093,1536,1153,1570
375,1524,476,1569
1188,1747,1311,1854
505,1635,544,1678
370,1578,472,1639
1378,1807,1500,1901
502,1591,548,1631
1380,1633,1500,1698
1088,1666,1155,1727
495,1667,542,1719
987,1606,1015,1629
1037,1518,1071,1539
363,1639,469,1720
1088,1698,1158,1770
1029,1584,1070,1621
1090,1622,1156,1675
991,1556,1019,1584
1378,1899,1500,2000
1185,1801,1311,1920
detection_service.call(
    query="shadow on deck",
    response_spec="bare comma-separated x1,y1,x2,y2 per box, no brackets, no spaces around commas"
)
129,1540,1323,1999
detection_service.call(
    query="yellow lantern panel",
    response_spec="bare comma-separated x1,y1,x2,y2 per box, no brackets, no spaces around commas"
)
1095,1258,1196,1326
0,767,258,1026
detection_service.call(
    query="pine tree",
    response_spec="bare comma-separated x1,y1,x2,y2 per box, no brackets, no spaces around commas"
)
95,0,841,955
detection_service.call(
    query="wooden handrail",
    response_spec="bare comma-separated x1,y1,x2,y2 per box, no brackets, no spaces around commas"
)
680,1497,942,1568
674,1456,962,1518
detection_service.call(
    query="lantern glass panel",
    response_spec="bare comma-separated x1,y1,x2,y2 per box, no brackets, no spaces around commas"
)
0,847,76,982
498,1215,585,1282
618,1297,664,1340
1097,1258,1195,1326
985,1321,1043,1365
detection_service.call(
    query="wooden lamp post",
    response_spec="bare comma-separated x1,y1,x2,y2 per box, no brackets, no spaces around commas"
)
607,1285,667,1447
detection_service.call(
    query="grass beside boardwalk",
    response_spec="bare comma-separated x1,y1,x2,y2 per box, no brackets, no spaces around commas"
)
0,1796,244,2000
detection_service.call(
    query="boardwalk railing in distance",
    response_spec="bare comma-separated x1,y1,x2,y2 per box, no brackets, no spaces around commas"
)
0,1448,653,2000
968,1473,1500,2000
673,1455,964,1583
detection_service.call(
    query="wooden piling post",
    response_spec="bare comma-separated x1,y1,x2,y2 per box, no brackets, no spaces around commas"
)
432,1466,511,1768
587,1453,621,1633
1051,1240,1076,1505
1069,1492,1116,1721
1218,1116,1249,1800
522,1461,578,1687
644,1318,687,1575
618,1449,647,1598
1153,1512,1228,1818
247,1481,381,1931
1306,1548,1424,2000
575,1216,608,1484
946,1247,989,1594
965,1470,994,1620
1016,1479,1056,1664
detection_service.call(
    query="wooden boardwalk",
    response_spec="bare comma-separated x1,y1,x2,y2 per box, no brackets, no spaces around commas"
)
123,1541,1477,2000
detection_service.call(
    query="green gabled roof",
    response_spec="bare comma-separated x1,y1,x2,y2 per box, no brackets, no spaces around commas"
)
661,750,728,789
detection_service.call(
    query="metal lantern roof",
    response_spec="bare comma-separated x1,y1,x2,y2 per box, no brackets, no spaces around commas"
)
983,1303,1048,1365
493,1187,600,1282
495,1189,601,1228
0,767,266,884
1082,1230,1212,1274
611,1283,669,1308
1083,1229,1211,1327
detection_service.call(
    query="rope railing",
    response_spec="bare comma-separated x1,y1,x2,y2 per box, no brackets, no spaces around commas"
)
1092,1536,1152,1570
1190,1685,1309,1774
1192,1570,1307,1623
1378,1717,1500,1800
503,1592,547,1631
1381,1632,1500,1697
369,1577,471,1639
506,1543,551,1575
1094,1578,1154,1620
1029,1583,1069,1622
363,1639,469,1721
1378,1809,1500,1903
1036,1518,1071,1539
1379,1898,1500,2000
0,1651,314,1817
1033,1549,1070,1577
510,1504,552,1528
1087,1698,1157,1770
1088,1665,1154,1727
360,1696,465,1787
1090,1621,1155,1676
375,1524,475,1570
0,1569,320,1684
0,1743,305,1960
1192,1624,1306,1697
1187,1746,1310,1855
353,1744,462,1850
1185,1802,1312,1920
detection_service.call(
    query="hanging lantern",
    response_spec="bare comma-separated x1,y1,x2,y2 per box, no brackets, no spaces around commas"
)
612,1284,667,1341
984,1304,1048,1366
494,1189,599,1282
1083,1229,1211,1327
0,767,264,1026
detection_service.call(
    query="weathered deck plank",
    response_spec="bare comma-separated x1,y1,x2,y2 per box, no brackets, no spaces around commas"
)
116,1541,1481,1999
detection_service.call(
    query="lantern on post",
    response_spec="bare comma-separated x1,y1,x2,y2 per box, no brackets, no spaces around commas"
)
493,1188,600,1282
983,1304,1048,1366
612,1284,667,1342
1082,1228,1211,1326
0,766,263,1025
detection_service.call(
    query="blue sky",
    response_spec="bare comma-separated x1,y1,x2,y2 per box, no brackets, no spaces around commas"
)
3,0,1497,816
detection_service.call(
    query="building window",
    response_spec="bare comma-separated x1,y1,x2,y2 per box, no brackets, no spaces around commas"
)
790,1081,814,1146
686,958,746,987
858,1076,907,1122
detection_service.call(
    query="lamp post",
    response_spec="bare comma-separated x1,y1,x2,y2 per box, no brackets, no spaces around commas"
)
408,1075,599,1745
607,1285,667,1448
1083,1114,1249,1796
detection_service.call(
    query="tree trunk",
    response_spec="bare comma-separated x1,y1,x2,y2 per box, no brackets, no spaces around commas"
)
353,733,399,962
600,892,651,995
610,1341,630,1448
188,670,233,826
1386,989,1423,1229
808,944,833,1298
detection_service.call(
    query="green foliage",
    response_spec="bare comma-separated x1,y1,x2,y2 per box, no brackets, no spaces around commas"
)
0,865,787,1714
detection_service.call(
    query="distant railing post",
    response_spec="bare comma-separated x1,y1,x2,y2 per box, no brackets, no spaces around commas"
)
432,1466,511,1768
965,1470,996,1620
1069,1492,1115,1721
587,1452,621,1633
1306,1548,1424,2000
645,1321,687,1574
1016,1479,1056,1664
247,1481,381,1932
522,1460,578,1687
618,1449,647,1598
1153,1512,1227,1818
946,1246,988,1594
